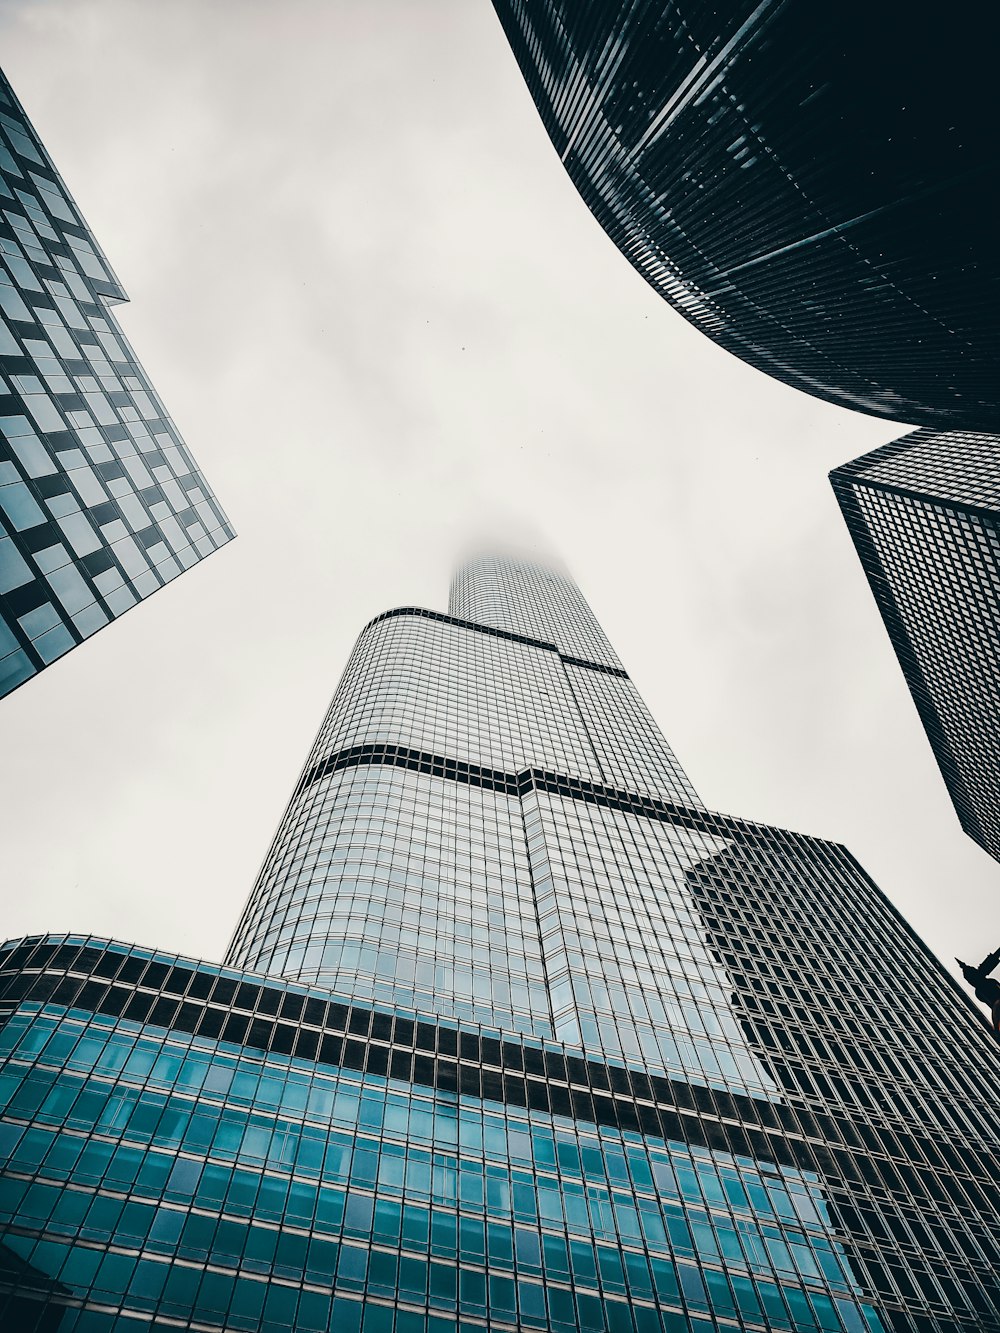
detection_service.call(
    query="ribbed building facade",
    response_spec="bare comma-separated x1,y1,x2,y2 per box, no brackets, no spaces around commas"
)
3,557,1000,1332
490,1,1000,429
832,431,1000,863
0,67,232,700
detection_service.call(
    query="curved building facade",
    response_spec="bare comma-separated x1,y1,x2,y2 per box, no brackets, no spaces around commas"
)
491,1,1000,428
225,558,714,1077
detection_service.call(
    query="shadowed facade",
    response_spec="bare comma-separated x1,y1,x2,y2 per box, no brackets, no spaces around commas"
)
832,430,1000,864
491,1,1000,429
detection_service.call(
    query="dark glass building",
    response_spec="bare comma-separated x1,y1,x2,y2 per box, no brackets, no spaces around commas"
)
831,431,1000,863
490,2,1000,429
0,67,233,700
3,557,1000,1332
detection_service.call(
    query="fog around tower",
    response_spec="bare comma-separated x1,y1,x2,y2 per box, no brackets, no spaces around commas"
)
0,1,995,986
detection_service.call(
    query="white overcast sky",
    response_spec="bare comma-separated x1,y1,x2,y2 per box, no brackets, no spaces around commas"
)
0,1,995,997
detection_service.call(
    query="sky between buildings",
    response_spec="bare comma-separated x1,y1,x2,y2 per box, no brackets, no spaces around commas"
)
0,0,995,995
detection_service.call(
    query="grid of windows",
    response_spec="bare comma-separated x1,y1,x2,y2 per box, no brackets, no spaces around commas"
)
4,895,1000,1333
489,2,1000,429
5,560,1000,1330
0,973,881,1333
448,559,624,671
563,665,698,805
0,67,233,699
856,432,1000,512
525,790,775,1093
226,568,703,1054
310,614,606,781
236,767,551,1038
831,430,1000,861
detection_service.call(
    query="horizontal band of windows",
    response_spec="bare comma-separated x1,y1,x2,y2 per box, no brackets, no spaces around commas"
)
0,937,972,1201
361,608,627,677
294,746,804,848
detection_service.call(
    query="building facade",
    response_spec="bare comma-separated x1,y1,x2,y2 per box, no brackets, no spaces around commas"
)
0,67,233,700
831,431,1000,863
3,557,1000,1332
490,1,1000,430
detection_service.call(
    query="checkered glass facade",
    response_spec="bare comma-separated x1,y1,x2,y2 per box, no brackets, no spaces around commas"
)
4,558,1000,1332
831,430,1000,863
0,68,233,699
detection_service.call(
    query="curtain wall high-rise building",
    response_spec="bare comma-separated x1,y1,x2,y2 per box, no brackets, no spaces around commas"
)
3,558,1000,1332
0,67,233,700
490,2,1000,430
831,431,1000,864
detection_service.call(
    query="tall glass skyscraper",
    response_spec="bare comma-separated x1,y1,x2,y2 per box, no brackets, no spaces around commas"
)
3,557,1000,1332
0,67,233,700
831,430,1000,864
490,2,1000,429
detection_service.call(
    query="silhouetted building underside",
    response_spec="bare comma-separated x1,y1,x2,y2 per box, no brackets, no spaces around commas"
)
492,0,1000,428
